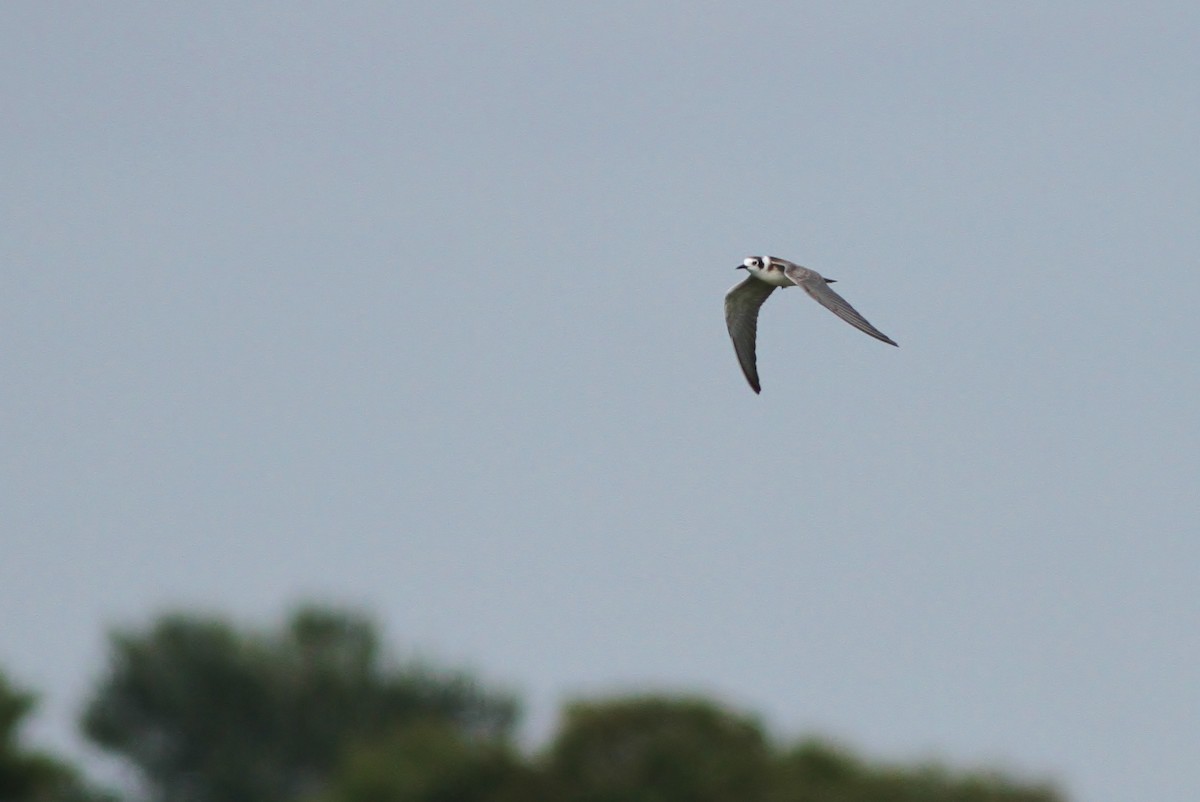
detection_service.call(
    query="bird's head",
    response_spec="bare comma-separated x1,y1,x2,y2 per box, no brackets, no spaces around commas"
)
737,256,766,274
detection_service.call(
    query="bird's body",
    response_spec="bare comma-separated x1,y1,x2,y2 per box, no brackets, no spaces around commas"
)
724,255,897,393
740,256,799,287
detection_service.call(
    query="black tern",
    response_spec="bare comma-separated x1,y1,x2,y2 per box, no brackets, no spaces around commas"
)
725,256,897,393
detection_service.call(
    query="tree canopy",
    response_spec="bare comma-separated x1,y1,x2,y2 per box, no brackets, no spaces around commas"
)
539,696,1060,802
769,737,1061,802
0,671,113,802
0,603,1069,801
545,696,772,802
81,606,516,802
312,720,538,802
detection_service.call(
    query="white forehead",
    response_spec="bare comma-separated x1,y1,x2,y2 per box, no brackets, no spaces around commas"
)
743,256,761,267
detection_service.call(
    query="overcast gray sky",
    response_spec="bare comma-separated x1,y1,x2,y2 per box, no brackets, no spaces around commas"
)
3,3,1198,800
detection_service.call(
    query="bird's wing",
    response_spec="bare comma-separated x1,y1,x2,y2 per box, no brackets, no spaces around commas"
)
784,266,898,347
724,276,777,393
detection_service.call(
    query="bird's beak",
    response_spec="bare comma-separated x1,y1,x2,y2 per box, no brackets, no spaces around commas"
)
735,265,747,270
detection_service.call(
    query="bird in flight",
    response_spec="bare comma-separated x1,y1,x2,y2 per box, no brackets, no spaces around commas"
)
725,255,897,393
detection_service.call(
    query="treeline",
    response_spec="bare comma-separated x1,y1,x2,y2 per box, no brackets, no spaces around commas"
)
3,605,1064,802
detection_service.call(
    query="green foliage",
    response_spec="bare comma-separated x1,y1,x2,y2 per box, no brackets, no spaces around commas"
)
0,671,115,802
81,606,517,802
545,696,773,802
539,696,1062,802
768,739,1062,802
312,721,539,802
73,603,1066,802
